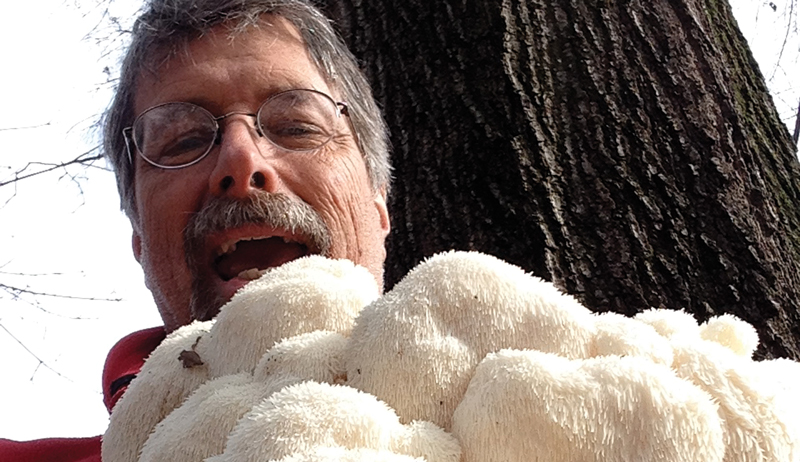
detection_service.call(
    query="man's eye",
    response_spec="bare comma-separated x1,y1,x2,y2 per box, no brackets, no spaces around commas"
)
267,122,331,150
157,135,210,162
276,123,323,137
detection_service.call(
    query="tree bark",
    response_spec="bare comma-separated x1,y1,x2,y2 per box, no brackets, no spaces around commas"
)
322,0,800,359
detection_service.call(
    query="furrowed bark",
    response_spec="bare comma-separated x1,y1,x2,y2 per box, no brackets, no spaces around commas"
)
323,0,800,359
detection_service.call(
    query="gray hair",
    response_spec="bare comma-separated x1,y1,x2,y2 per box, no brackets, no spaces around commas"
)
103,0,391,224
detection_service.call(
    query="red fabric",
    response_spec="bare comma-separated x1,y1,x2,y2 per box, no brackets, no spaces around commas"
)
1,327,165,462
102,327,166,412
0,437,102,462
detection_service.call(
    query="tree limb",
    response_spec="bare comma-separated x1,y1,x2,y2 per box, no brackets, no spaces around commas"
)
0,122,51,132
0,282,122,302
0,148,106,189
0,323,76,383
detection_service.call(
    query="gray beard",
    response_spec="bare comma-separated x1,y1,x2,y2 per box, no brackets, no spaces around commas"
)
183,192,331,321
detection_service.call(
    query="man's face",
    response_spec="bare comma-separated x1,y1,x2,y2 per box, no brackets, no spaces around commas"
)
131,18,390,331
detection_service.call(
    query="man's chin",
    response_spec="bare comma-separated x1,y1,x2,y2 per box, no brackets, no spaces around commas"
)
189,276,252,322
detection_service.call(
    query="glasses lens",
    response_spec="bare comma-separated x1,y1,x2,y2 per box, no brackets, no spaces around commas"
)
258,90,339,151
133,103,216,167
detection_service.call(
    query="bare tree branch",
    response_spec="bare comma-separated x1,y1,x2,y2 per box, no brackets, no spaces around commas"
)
0,147,106,189
0,323,76,383
0,270,65,277
0,123,51,132
768,0,795,83
0,282,122,303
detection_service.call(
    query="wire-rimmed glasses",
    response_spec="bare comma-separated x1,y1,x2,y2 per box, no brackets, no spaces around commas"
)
123,89,349,169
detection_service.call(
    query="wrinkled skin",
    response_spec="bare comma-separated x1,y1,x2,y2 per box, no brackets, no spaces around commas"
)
130,17,390,331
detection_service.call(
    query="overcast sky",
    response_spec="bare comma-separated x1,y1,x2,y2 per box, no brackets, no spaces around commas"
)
0,0,797,442
0,0,159,440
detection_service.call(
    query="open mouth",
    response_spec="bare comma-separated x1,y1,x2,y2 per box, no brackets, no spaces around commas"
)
213,235,312,281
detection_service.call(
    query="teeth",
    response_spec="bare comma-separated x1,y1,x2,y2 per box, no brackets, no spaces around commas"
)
219,241,237,256
238,268,267,281
216,235,301,257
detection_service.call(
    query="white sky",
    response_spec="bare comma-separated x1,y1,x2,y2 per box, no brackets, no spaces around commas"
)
1,0,798,442
0,0,158,440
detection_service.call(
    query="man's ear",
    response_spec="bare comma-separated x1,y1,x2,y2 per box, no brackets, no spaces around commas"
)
375,186,390,238
132,232,142,263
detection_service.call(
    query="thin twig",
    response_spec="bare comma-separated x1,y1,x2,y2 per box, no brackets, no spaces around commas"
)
0,323,75,383
0,122,51,132
768,0,796,82
0,152,104,188
0,282,122,302
0,270,65,277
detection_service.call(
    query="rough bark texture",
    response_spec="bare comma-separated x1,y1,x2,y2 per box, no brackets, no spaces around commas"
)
322,0,800,359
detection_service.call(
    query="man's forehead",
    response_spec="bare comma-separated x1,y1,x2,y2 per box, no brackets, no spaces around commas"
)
132,17,330,113
139,15,306,83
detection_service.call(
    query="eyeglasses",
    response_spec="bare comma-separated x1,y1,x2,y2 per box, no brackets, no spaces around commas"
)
123,89,349,169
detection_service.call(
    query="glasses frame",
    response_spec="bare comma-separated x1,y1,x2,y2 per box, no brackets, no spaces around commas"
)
123,89,350,170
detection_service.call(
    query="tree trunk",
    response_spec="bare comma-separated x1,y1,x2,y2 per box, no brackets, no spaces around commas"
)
322,0,800,359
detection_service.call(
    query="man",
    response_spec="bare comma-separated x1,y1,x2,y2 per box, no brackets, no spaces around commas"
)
2,0,392,460
107,0,392,331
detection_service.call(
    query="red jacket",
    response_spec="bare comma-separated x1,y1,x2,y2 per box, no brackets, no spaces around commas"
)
1,327,166,462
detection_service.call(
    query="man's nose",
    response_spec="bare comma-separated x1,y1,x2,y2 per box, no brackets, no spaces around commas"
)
208,116,282,198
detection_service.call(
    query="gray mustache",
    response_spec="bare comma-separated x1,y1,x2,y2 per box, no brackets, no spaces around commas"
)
182,192,332,322
183,192,331,257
